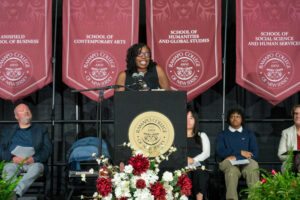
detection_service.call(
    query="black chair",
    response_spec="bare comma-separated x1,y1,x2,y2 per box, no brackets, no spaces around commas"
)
66,161,99,200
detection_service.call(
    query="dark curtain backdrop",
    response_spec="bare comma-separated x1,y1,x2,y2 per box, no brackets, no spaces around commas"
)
0,0,298,195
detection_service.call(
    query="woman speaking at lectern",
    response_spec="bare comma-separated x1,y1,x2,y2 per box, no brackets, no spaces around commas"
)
115,43,171,91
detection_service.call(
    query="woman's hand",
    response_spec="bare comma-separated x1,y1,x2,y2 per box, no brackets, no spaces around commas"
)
188,157,194,165
225,156,236,161
119,162,125,172
241,150,253,159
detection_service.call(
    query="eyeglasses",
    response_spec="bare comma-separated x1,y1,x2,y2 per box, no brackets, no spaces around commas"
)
137,52,151,57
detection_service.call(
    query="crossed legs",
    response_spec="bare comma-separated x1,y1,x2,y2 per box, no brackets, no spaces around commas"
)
3,162,44,196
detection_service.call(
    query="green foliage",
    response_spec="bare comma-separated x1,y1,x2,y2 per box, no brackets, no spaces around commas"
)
0,160,23,200
241,150,300,200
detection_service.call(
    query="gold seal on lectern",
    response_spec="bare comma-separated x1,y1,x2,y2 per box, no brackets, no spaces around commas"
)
128,111,175,157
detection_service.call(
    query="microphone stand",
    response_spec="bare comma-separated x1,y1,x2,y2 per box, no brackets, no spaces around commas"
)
71,85,124,158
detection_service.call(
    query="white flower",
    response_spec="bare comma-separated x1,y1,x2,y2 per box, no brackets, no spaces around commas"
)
174,170,182,177
164,183,174,200
133,188,154,200
89,168,94,174
80,195,84,199
166,194,173,200
155,157,161,163
201,165,206,170
112,172,128,184
130,175,139,188
96,158,101,165
135,150,144,155
164,183,173,191
162,171,173,182
81,174,86,182
102,193,112,200
169,146,177,152
92,192,98,197
115,183,131,198
91,153,96,157
107,165,112,169
141,170,159,186
165,190,174,200
124,165,133,174
179,195,188,200
155,168,160,173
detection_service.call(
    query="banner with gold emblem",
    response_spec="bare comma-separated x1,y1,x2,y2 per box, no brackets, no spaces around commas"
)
236,0,300,105
146,0,222,102
63,0,139,101
0,0,52,102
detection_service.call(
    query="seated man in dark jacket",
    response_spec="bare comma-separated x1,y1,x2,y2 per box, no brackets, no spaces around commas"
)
0,103,52,197
216,108,259,200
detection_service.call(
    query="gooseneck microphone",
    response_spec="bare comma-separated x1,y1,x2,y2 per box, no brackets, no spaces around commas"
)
132,72,149,91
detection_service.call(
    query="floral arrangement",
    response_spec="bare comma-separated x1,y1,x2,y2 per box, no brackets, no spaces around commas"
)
80,143,196,200
0,160,23,200
241,150,300,200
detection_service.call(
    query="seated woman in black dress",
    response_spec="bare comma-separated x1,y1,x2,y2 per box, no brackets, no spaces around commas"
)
115,43,171,91
187,108,210,200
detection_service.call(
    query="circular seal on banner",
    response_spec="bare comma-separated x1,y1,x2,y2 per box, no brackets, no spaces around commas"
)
0,51,32,87
82,51,118,87
128,111,175,157
166,50,203,87
257,51,293,88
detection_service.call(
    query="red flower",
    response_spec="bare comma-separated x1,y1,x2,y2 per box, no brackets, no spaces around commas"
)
136,179,146,189
270,169,277,176
96,177,112,197
177,174,192,196
181,187,191,196
117,198,127,200
261,178,267,183
128,154,149,175
150,182,166,200
99,166,109,177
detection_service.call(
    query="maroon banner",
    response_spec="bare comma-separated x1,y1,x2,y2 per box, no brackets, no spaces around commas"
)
236,0,300,105
63,0,139,101
0,0,52,102
146,0,222,102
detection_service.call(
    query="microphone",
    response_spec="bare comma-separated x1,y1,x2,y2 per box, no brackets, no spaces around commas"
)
132,72,149,91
